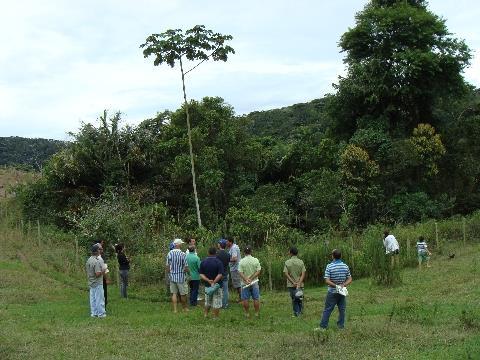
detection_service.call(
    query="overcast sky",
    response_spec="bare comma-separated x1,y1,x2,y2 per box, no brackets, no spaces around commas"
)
1,0,479,140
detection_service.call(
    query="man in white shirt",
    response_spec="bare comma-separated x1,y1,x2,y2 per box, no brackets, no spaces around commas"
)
383,230,400,267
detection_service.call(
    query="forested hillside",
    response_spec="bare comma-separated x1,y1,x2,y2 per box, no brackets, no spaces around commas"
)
13,0,480,252
0,136,65,170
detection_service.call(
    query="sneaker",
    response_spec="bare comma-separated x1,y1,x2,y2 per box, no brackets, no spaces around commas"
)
313,327,326,332
98,314,107,318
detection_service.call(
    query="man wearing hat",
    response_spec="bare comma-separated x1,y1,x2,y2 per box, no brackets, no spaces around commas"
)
216,239,231,309
166,238,189,313
284,247,306,317
86,244,107,318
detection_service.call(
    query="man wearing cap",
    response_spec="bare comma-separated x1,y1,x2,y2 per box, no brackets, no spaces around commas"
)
216,239,231,309
317,249,352,330
166,238,189,313
238,246,262,318
284,247,306,317
86,244,107,318
199,247,224,318
226,237,242,303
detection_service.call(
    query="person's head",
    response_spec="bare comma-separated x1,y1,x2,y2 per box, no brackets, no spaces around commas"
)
187,237,196,246
208,247,217,256
115,243,124,254
218,239,227,249
419,236,425,242
332,249,342,260
188,245,196,253
383,230,389,238
173,238,184,249
289,247,298,256
95,242,103,254
244,246,252,255
226,237,234,248
91,244,100,255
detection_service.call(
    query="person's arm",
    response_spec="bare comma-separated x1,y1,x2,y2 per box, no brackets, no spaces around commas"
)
249,270,261,282
284,269,297,286
239,271,250,284
200,273,213,286
343,276,352,287
297,270,306,289
212,273,223,285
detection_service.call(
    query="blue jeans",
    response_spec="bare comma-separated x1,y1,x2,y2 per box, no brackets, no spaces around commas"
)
89,284,106,317
189,280,200,306
288,287,303,316
222,274,229,308
320,292,346,329
119,270,128,298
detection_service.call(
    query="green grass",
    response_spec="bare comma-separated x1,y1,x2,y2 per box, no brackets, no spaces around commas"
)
1,227,479,359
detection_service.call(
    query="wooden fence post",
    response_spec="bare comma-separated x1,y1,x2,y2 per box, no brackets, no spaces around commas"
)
266,230,272,292
37,220,41,247
435,222,439,250
75,236,79,266
463,217,466,246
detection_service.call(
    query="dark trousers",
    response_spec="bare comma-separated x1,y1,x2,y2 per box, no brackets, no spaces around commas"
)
288,287,303,316
103,277,108,307
189,280,200,306
320,292,346,329
119,270,129,298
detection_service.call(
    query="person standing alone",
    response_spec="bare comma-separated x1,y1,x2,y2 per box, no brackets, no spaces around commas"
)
383,230,400,267
284,247,306,317
86,244,106,318
317,249,352,330
115,243,130,298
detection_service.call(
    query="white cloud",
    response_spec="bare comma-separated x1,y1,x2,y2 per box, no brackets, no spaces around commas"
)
0,0,479,139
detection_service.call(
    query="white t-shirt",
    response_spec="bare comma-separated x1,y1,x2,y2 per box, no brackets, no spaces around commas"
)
383,234,399,254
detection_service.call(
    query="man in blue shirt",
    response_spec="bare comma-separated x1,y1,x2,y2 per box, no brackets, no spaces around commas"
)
200,247,224,318
317,249,352,330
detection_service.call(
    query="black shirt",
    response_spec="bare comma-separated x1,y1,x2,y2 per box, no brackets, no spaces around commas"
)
216,249,230,276
200,256,224,286
117,253,130,270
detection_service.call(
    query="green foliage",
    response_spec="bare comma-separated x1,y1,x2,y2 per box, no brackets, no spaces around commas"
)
328,0,471,139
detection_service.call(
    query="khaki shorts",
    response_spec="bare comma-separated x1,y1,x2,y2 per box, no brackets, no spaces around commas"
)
230,270,241,288
170,281,188,296
205,288,223,309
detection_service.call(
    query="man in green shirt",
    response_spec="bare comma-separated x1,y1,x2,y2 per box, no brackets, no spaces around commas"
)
238,246,261,318
283,247,306,317
186,246,201,306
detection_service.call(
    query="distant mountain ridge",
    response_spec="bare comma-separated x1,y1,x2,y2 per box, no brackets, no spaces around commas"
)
245,98,327,139
0,136,66,170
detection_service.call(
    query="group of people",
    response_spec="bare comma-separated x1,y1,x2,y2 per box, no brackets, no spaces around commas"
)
85,230,432,330
85,240,130,318
383,230,432,269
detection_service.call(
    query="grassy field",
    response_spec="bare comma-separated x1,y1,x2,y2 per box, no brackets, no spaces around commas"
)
1,224,479,360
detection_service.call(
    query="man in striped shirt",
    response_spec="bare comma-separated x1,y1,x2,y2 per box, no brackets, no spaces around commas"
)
318,249,352,330
166,238,189,313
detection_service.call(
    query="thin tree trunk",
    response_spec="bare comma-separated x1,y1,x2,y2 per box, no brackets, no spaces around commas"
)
180,57,202,228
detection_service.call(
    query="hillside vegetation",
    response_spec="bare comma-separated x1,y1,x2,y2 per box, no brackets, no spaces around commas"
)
0,136,65,170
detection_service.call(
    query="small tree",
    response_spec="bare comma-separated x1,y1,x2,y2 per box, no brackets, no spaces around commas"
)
140,25,234,228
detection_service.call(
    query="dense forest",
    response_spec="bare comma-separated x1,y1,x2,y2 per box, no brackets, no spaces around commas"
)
15,0,480,252
0,136,65,170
